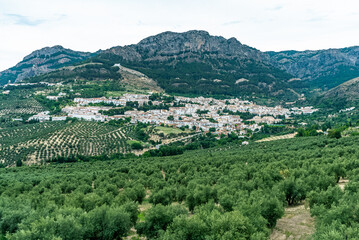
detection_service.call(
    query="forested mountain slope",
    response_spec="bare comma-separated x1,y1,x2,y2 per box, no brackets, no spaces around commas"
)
319,77,359,107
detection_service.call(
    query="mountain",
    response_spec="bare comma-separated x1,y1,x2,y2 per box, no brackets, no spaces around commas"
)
0,45,98,85
320,77,359,108
5,31,359,103
268,46,359,90
93,30,296,100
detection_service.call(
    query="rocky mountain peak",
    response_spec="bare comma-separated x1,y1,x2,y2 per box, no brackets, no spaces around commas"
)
136,30,244,54
23,45,66,61
116,30,266,63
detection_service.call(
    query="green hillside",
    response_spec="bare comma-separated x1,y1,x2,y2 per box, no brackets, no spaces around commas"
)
319,77,359,108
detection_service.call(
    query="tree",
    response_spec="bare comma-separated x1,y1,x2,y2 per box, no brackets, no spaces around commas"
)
281,178,306,205
328,129,342,139
219,194,234,212
136,204,187,239
83,205,131,240
330,164,346,183
150,187,173,205
162,215,207,240
16,159,22,167
131,142,143,150
259,197,284,228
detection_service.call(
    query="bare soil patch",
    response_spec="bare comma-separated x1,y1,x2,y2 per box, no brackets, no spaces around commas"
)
270,204,314,240
338,178,349,191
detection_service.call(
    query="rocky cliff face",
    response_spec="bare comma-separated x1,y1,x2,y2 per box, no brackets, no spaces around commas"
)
107,30,270,63
268,47,359,89
0,46,96,85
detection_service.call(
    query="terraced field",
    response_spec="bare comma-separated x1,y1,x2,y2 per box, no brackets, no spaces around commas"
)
0,121,134,166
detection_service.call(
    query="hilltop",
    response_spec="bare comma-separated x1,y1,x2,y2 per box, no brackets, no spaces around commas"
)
17,30,298,102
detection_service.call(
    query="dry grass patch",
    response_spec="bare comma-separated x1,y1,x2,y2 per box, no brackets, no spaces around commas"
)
270,204,314,240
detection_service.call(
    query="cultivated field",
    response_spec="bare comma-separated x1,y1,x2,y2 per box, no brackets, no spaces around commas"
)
0,121,134,165
0,90,44,117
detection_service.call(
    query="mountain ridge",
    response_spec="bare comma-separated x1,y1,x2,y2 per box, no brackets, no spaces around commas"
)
0,45,98,85
268,46,359,89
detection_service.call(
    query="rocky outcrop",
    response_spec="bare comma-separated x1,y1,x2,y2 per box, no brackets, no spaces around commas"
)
106,30,270,64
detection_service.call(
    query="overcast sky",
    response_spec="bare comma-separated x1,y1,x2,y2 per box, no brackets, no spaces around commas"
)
0,0,359,71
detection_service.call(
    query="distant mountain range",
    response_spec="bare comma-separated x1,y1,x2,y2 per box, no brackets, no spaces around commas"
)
268,47,359,89
1,30,359,104
0,46,97,85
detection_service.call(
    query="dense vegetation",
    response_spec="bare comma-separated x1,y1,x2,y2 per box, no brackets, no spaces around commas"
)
0,135,357,239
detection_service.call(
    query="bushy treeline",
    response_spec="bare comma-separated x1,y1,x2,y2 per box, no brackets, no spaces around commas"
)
0,135,358,239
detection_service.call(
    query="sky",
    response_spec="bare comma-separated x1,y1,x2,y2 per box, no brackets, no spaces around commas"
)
1,0,359,71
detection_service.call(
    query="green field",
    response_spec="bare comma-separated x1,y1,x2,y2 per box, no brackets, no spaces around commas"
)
0,135,358,239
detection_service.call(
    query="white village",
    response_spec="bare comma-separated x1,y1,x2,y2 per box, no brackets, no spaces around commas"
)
28,92,318,135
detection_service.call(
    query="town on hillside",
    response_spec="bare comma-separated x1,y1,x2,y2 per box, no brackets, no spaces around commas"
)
28,92,318,135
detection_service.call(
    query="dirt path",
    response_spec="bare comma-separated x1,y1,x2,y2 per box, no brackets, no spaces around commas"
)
270,204,314,240
271,179,349,240
161,169,166,179
338,178,349,191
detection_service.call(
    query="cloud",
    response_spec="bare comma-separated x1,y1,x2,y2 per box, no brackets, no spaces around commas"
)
222,20,241,26
5,13,45,26
266,5,283,11
3,13,66,26
307,16,326,22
